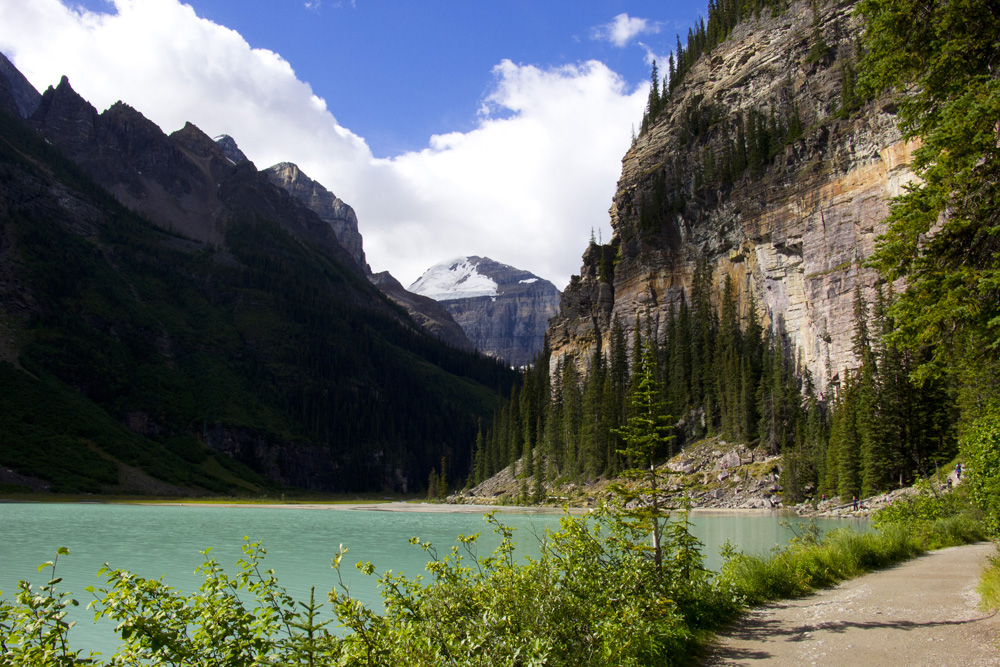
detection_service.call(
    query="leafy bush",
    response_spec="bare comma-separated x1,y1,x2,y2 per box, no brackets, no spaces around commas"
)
1,507,741,667
2,504,985,666
962,410,1000,537
871,480,985,548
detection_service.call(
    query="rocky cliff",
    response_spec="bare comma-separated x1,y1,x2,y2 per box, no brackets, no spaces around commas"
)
262,161,369,272
410,257,560,367
214,133,249,165
370,271,474,351
0,52,41,118
548,0,914,393
238,141,474,349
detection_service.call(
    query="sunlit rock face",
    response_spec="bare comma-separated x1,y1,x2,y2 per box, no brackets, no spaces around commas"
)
547,0,915,393
410,257,561,368
262,161,369,273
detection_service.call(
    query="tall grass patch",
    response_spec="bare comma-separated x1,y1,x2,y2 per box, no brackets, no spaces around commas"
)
721,523,923,606
979,551,1000,612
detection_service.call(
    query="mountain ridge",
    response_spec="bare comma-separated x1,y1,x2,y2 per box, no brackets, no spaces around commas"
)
0,62,516,494
410,256,560,367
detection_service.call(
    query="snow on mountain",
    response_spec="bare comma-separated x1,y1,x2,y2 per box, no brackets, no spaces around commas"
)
408,257,500,301
408,256,561,367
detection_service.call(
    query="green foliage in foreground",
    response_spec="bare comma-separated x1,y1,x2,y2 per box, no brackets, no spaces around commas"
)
0,500,987,667
978,552,1000,613
0,507,737,667
961,408,1000,537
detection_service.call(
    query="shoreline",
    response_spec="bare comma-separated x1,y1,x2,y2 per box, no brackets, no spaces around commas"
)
0,496,838,518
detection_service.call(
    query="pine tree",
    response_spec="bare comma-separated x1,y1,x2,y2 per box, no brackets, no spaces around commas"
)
611,341,675,576
427,467,439,500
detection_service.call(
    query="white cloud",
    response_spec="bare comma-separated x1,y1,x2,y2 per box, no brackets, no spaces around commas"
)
640,43,672,71
593,13,659,48
373,59,646,287
0,0,646,290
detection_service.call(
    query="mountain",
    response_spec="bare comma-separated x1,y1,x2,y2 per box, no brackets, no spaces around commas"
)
547,0,907,394
28,78,363,276
262,161,369,272
234,141,474,350
369,271,474,351
214,133,249,164
0,52,41,118
410,257,560,367
0,65,516,494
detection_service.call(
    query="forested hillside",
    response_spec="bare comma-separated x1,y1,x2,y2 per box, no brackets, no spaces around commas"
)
0,101,517,495
473,0,998,517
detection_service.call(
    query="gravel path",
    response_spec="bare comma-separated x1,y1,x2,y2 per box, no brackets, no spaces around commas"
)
703,542,999,666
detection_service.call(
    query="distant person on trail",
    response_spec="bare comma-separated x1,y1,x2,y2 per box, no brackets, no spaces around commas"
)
852,495,859,511
956,462,962,479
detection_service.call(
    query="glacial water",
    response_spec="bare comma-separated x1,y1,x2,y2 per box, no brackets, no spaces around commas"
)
0,502,865,657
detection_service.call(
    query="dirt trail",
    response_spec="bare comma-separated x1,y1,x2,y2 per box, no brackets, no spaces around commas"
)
704,542,999,666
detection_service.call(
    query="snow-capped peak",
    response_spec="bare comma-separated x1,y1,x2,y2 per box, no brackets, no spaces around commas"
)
408,257,499,301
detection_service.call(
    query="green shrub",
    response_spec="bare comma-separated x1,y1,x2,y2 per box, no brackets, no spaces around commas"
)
2,507,740,667
720,522,923,606
963,410,1000,537
872,480,985,548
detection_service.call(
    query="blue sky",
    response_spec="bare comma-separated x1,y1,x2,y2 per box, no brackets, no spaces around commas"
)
1,0,708,287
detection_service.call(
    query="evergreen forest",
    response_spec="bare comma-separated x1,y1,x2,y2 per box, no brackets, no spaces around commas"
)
471,262,956,505
473,0,1000,531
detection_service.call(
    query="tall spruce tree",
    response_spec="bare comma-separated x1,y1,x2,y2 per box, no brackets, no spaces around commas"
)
611,341,675,576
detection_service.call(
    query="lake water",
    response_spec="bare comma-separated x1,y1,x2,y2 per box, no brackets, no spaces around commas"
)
0,502,866,656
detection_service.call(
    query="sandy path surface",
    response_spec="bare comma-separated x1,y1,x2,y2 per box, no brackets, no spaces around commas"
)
704,542,999,666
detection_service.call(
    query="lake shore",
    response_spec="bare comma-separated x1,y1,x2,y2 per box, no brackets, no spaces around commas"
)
123,499,800,518
0,495,800,517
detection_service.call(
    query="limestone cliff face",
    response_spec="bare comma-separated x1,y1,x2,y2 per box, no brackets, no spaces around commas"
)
410,257,560,367
262,162,369,272
548,0,914,392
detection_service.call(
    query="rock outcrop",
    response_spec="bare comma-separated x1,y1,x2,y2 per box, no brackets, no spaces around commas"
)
214,133,249,165
410,257,561,367
262,161,369,272
0,52,41,118
29,77,364,275
370,271,474,351
547,0,914,393
248,147,474,348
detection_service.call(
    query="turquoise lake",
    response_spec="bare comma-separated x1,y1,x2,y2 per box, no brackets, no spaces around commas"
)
0,502,866,656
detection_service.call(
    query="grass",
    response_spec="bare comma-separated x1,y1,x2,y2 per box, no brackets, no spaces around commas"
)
979,550,1000,612
722,510,986,607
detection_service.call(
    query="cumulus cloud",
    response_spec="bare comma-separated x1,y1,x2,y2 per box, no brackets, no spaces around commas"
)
640,43,673,70
0,0,646,289
374,60,646,287
593,13,659,48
